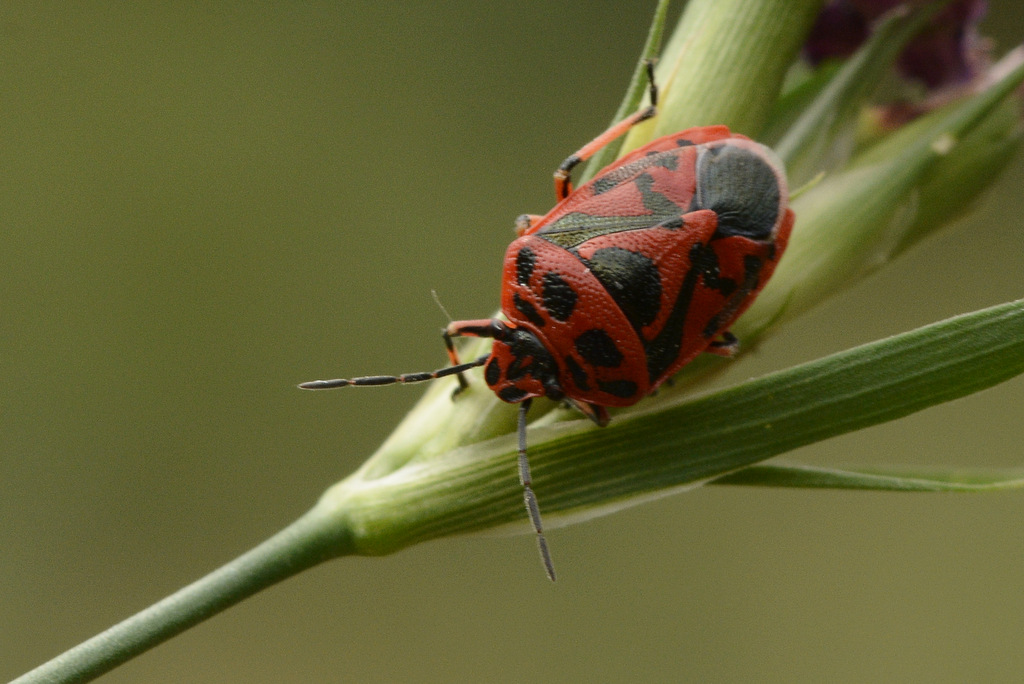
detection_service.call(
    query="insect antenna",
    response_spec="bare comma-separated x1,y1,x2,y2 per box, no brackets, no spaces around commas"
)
430,288,456,323
298,354,489,390
517,399,556,581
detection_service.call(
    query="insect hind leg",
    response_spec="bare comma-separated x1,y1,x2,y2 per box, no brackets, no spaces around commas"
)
553,60,659,200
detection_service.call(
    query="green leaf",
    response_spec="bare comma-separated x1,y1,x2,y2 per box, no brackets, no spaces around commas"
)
710,462,1024,491
895,92,1023,252
760,61,841,147
319,298,1024,550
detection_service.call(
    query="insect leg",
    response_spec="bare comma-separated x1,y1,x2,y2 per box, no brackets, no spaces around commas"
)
570,399,610,427
553,60,659,200
706,330,739,357
443,318,506,393
514,214,545,237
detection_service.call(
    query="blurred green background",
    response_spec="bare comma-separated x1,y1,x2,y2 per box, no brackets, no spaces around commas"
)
3,2,1024,682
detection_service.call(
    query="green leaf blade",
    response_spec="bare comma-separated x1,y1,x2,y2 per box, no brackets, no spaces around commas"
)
329,299,1024,550
710,463,1024,492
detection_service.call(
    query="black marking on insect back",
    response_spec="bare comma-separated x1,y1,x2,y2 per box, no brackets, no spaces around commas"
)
516,247,537,286
598,379,639,399
485,357,501,386
591,175,618,195
634,172,682,217
656,153,679,171
675,138,694,147
575,146,681,196
565,355,590,391
702,254,765,338
692,145,780,241
514,293,546,328
499,386,529,403
643,151,679,172
590,163,640,196
541,272,577,322
575,328,624,368
585,246,662,332
691,243,737,297
642,242,722,382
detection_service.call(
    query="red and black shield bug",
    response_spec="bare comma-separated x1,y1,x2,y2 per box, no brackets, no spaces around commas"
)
301,66,795,580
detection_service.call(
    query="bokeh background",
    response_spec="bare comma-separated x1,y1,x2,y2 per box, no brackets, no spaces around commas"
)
3,2,1024,682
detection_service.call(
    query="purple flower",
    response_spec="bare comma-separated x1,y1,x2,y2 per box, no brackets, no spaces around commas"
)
806,0,989,88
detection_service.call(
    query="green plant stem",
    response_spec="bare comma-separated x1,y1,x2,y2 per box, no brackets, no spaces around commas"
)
12,506,353,684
